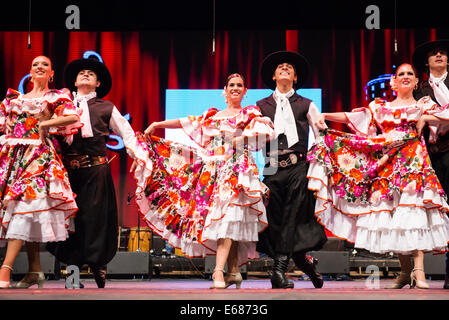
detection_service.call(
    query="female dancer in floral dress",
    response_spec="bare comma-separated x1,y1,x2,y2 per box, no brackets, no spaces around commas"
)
0,56,80,288
134,73,274,289
309,63,449,289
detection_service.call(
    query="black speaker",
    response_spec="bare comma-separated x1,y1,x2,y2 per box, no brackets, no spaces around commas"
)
321,237,348,251
424,253,446,276
309,251,350,274
151,234,166,255
106,251,152,277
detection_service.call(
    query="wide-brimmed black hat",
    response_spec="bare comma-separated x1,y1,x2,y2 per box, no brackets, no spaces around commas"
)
261,51,309,90
412,40,449,74
64,58,112,98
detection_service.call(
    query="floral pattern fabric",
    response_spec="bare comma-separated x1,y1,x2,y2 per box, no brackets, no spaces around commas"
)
307,97,449,254
0,89,78,244
135,106,274,264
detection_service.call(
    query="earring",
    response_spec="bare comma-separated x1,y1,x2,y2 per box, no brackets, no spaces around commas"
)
49,76,54,83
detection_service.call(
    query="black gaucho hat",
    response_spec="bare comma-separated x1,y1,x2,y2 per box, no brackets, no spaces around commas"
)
260,50,309,90
412,40,449,74
64,58,112,98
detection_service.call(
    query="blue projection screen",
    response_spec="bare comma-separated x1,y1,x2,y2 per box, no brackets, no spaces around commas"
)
165,89,322,178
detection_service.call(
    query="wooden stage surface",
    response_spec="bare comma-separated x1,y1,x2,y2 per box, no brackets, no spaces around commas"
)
1,278,447,300
1,278,446,318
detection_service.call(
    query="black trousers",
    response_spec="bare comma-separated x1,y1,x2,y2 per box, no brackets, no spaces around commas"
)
47,163,118,267
256,160,327,258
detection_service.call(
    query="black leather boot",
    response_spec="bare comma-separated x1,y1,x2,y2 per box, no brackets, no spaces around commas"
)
91,266,106,289
271,254,294,289
444,252,449,290
292,252,324,288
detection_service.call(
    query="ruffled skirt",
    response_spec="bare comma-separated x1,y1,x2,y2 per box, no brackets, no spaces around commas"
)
307,129,449,254
134,135,268,265
0,140,77,245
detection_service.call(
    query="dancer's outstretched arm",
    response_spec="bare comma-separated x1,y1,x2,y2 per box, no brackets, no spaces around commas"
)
144,119,181,138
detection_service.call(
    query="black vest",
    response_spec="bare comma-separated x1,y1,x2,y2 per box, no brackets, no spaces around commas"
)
256,92,312,154
59,97,114,156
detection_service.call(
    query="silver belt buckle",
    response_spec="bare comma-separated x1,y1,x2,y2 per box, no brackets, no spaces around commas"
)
269,153,299,168
279,160,288,167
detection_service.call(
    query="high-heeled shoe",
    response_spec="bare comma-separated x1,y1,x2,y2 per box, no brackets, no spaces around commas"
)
14,271,45,289
224,272,243,289
385,272,412,289
410,268,429,289
210,268,226,289
0,265,13,289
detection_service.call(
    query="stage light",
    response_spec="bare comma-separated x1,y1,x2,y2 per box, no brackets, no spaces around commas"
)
365,73,394,102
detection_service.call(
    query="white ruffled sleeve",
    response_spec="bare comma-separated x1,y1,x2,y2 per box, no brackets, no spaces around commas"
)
0,89,21,134
0,98,6,134
179,107,219,148
421,96,449,143
45,89,83,136
345,102,376,137
241,106,275,151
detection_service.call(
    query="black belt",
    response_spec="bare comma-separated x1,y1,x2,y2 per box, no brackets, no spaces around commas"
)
63,154,108,170
267,152,306,168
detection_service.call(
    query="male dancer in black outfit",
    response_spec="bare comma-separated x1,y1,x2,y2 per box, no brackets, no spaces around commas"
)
413,40,449,289
256,51,327,289
47,58,141,288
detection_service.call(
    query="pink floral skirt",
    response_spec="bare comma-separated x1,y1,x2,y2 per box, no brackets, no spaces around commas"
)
134,135,268,265
307,129,449,254
0,139,76,245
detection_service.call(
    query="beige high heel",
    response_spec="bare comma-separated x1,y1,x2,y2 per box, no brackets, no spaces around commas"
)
0,265,13,289
385,272,412,289
210,268,226,289
14,271,45,289
410,268,429,289
224,272,243,289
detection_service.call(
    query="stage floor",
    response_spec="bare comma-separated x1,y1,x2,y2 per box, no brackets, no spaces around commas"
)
1,278,448,300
